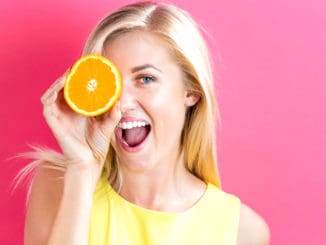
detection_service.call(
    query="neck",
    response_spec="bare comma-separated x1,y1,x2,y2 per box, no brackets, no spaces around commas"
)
114,153,202,212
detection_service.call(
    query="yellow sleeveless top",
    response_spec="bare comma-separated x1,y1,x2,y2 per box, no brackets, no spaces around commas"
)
88,175,241,245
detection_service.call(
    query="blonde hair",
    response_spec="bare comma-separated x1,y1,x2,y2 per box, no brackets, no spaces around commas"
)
16,1,221,190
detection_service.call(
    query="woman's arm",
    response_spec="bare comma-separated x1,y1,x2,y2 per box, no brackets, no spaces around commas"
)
25,164,97,245
46,166,97,245
237,204,271,245
24,166,63,245
24,73,120,245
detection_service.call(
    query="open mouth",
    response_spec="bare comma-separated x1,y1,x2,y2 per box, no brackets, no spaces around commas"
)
116,120,151,148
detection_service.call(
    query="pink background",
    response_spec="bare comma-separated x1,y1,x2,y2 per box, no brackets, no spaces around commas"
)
1,0,325,244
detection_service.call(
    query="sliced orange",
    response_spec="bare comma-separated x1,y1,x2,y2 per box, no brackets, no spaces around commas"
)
64,54,122,117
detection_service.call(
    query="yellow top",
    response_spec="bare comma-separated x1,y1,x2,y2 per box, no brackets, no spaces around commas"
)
88,175,241,245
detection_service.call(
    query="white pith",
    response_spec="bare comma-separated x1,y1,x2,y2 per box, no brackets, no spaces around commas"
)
87,79,98,92
118,121,150,130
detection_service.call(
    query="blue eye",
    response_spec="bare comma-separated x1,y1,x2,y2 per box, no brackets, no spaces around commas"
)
141,76,154,84
140,76,155,84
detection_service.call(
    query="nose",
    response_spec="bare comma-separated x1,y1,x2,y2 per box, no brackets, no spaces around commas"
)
119,79,137,113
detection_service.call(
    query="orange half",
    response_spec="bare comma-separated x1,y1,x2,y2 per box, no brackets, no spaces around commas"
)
64,54,122,117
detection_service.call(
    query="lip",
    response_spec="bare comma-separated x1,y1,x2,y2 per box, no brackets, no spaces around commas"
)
115,117,151,153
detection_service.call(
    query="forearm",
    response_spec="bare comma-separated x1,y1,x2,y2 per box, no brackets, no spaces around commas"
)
47,168,97,245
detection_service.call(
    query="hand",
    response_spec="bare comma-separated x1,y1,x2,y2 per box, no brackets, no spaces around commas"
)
41,71,121,182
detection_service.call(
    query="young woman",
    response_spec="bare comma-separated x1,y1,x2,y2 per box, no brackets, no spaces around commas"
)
24,2,270,244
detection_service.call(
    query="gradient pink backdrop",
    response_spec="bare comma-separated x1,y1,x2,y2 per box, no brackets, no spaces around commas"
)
1,0,325,244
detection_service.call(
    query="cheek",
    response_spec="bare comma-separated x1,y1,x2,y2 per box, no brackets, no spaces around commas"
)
138,81,187,130
145,90,185,117
150,83,186,107
148,94,187,134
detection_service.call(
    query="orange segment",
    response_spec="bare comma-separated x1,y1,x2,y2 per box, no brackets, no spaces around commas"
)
64,54,122,117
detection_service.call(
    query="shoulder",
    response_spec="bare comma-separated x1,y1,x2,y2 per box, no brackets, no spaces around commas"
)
206,183,241,206
237,203,271,245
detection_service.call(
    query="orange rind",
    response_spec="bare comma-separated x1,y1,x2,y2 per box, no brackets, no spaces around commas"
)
64,54,121,117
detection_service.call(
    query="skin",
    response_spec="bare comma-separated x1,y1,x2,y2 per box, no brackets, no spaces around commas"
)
106,31,205,210
25,31,270,244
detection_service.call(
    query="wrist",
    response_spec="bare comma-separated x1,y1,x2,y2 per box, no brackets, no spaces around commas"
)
64,164,102,192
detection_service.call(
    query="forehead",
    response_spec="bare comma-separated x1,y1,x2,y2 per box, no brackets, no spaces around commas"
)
103,31,177,71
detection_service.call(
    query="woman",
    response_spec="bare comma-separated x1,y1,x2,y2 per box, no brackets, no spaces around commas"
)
23,2,270,244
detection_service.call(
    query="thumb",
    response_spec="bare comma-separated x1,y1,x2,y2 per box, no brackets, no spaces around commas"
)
86,103,121,164
100,102,121,138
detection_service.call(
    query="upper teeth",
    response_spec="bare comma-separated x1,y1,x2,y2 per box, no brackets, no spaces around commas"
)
118,121,149,129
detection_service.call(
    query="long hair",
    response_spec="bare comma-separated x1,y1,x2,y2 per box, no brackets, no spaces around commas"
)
16,1,221,190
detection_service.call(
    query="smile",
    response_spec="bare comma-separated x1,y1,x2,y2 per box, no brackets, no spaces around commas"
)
115,119,151,152
118,121,150,129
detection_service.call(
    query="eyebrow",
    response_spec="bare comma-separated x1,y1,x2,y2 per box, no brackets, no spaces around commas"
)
131,64,162,73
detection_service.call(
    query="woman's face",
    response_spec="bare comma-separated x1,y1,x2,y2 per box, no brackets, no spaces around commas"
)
105,31,198,172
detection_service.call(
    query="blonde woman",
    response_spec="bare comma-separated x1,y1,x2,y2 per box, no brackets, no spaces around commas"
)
23,2,270,244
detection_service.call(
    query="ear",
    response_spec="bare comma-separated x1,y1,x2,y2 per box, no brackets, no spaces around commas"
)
185,91,200,107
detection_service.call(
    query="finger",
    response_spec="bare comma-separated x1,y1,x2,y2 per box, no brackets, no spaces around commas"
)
41,83,58,105
110,101,122,124
51,75,66,91
92,102,121,136
42,91,59,123
42,91,67,140
41,71,68,104
87,103,121,163
98,102,121,136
